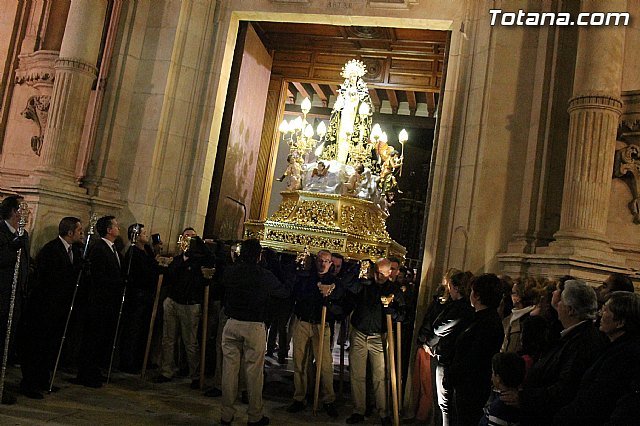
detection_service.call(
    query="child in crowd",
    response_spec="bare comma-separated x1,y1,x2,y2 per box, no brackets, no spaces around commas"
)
479,352,525,426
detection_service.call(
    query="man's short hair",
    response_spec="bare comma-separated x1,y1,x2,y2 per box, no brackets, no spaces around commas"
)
182,227,196,236
239,238,261,263
607,291,640,335
59,217,81,237
562,280,598,320
96,215,116,238
331,252,344,261
0,195,22,220
470,273,503,309
317,249,332,258
128,223,144,242
608,273,635,293
387,256,402,266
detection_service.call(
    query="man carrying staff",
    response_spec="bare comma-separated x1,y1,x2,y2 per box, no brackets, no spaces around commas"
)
0,195,30,404
76,215,123,388
154,228,214,389
345,258,405,425
287,249,343,418
220,238,289,426
21,217,84,398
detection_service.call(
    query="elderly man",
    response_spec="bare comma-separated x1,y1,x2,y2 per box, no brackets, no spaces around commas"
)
345,258,405,425
501,280,606,425
287,249,342,418
555,291,640,425
597,273,634,306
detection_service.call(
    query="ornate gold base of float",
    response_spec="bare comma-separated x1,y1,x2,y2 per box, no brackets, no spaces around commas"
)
245,190,406,260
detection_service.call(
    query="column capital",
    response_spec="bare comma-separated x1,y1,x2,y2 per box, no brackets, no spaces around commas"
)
568,94,623,114
54,57,98,78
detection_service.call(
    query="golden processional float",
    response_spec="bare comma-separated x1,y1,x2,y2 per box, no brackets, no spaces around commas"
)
245,59,407,261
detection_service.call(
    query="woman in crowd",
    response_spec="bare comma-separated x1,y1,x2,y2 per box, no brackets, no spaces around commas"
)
501,277,538,354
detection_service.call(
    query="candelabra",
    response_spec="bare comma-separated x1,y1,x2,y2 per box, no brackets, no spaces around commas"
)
279,97,327,160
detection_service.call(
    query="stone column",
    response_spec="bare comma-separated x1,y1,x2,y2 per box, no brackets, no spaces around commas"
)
550,0,626,258
37,0,107,182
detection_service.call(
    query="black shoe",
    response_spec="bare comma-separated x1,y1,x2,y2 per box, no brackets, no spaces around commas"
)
47,385,61,393
380,417,392,426
153,375,171,384
247,416,269,426
364,405,375,417
98,374,108,383
346,413,365,424
1,391,16,405
277,355,287,365
190,379,200,390
204,387,222,397
221,416,233,425
287,400,305,413
241,390,249,404
323,402,339,418
20,385,44,400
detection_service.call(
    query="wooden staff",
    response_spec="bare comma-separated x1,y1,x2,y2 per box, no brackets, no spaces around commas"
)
396,321,402,411
339,318,346,399
384,295,400,426
199,284,210,390
141,274,164,379
312,302,328,415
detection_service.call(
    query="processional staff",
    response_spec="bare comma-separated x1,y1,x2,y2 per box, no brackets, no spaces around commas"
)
0,201,29,402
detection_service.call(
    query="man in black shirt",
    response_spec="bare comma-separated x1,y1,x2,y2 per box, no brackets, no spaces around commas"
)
346,258,405,425
220,239,288,426
155,228,214,388
287,249,342,418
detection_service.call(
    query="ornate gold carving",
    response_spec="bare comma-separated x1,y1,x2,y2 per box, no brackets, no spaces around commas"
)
265,229,344,251
21,95,50,156
340,204,389,239
270,198,298,221
288,200,337,228
346,240,386,259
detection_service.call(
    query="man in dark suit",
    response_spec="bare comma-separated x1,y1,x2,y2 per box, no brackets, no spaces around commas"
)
76,215,123,388
0,195,30,405
20,217,84,398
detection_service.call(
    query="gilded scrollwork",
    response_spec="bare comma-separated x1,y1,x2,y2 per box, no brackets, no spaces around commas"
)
346,240,386,259
288,200,337,228
340,204,389,240
264,229,343,251
270,199,298,222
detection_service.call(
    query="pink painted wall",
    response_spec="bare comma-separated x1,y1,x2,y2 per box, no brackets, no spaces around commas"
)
215,24,272,239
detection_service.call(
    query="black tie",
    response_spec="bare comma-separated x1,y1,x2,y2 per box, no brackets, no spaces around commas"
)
68,246,73,264
112,245,120,268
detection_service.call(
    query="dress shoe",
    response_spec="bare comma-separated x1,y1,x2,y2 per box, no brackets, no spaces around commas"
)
1,391,16,405
190,379,200,390
48,385,61,393
20,385,44,400
323,402,339,418
247,416,269,426
380,417,392,426
277,355,287,365
346,413,365,424
153,374,171,384
204,387,222,397
286,400,305,413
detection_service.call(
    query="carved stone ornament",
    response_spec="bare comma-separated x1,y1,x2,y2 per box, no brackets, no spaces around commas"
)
15,50,59,89
21,95,50,156
614,143,640,224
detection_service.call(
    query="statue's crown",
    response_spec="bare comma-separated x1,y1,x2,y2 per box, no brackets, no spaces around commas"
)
341,59,366,79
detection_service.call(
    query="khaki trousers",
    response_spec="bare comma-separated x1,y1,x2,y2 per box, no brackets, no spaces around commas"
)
349,327,389,417
160,297,201,379
292,317,335,403
221,318,266,423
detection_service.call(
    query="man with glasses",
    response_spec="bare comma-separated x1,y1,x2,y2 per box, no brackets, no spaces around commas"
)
287,249,342,418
